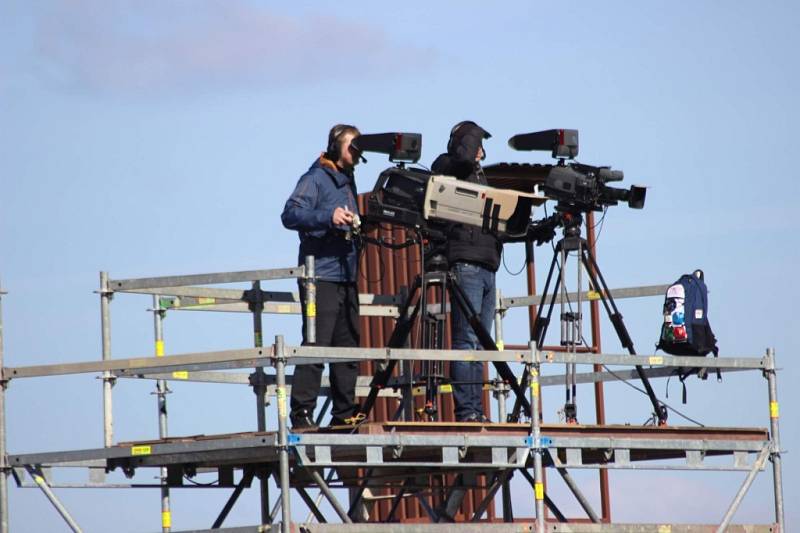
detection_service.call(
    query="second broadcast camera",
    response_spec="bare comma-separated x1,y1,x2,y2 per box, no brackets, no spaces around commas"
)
508,129,646,212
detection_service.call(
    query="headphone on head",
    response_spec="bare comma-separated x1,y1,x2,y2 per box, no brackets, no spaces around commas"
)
447,120,491,160
326,124,358,161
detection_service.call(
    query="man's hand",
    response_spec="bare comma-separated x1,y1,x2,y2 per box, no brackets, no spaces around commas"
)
332,206,355,226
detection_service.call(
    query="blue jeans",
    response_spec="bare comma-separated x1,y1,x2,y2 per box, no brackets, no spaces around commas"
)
450,262,496,420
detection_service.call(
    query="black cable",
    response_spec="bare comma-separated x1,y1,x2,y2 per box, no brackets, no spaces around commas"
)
183,475,219,486
501,247,527,276
588,207,608,245
357,242,385,283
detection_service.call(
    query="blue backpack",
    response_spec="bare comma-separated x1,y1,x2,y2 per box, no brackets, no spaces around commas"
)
657,271,720,400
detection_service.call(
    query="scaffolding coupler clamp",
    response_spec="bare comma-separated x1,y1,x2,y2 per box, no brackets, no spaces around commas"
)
526,436,552,450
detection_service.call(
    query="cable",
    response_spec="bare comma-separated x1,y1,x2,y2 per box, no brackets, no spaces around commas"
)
183,475,219,486
501,248,527,276
357,244,385,283
588,207,608,245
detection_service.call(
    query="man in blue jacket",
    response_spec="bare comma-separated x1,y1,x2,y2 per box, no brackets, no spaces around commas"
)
281,124,363,429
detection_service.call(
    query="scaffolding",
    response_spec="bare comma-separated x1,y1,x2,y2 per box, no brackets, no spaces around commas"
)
0,262,785,532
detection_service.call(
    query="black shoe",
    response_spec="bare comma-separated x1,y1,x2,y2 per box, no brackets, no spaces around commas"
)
290,410,318,431
457,412,490,423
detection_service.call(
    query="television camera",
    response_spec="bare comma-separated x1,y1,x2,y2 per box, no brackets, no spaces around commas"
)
354,132,546,242
508,129,646,213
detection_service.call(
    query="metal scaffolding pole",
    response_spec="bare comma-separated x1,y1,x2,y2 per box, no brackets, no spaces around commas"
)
250,281,270,524
274,335,291,533
529,343,545,533
547,450,599,523
99,272,114,447
765,348,784,530
0,282,8,533
716,445,770,533
25,466,82,533
494,288,512,522
304,256,316,344
152,295,171,532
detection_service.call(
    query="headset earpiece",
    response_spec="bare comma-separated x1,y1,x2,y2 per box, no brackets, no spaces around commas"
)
326,124,359,162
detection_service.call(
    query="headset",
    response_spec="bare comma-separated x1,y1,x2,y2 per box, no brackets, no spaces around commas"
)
326,123,359,161
447,120,491,160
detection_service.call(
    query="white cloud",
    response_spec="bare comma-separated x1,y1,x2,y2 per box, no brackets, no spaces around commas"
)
31,0,433,95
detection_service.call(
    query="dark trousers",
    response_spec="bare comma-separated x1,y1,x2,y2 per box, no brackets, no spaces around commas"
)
290,280,360,421
450,262,495,420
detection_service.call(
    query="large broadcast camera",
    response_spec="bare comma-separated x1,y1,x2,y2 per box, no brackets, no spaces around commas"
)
505,129,646,212
353,132,545,241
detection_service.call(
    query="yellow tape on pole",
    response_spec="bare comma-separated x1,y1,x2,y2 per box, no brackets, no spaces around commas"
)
306,302,317,317
770,401,779,418
649,356,663,365
277,386,287,418
162,511,172,529
172,371,189,380
534,482,544,500
530,382,540,397
155,340,164,357
439,384,453,394
496,341,504,351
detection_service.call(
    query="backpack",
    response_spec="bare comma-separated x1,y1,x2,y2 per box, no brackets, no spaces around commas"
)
656,270,720,402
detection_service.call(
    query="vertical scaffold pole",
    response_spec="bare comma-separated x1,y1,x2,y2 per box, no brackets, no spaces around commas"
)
274,335,291,533
304,256,316,345
765,348,784,530
151,295,171,532
529,342,545,533
494,288,508,421
99,272,114,447
0,281,9,533
250,281,269,524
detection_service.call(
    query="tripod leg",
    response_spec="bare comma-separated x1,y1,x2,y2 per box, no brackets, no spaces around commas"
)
533,246,563,349
355,277,423,422
510,249,563,422
579,247,668,424
448,278,532,417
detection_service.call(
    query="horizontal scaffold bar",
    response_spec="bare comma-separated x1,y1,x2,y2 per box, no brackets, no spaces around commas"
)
8,427,768,469
255,523,778,533
3,346,769,380
108,266,305,291
500,284,670,310
120,372,401,398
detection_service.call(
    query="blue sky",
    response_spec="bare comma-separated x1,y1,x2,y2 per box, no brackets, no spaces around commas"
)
1,1,798,531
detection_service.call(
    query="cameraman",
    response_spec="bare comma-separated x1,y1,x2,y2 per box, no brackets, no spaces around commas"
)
431,121,498,423
281,124,363,430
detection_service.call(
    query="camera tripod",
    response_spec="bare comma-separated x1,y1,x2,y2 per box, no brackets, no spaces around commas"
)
354,236,531,422
509,210,668,425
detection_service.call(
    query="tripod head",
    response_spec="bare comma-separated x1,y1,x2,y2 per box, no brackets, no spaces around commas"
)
553,208,584,240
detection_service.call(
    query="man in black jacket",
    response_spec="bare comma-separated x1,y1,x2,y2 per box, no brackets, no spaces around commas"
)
431,121,498,423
